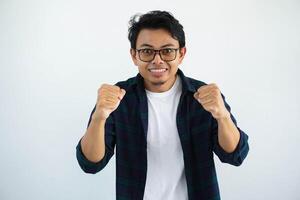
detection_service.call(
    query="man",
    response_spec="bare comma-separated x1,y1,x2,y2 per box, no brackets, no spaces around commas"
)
76,10,249,200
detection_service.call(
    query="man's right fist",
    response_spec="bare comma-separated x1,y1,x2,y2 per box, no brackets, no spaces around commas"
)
93,84,126,121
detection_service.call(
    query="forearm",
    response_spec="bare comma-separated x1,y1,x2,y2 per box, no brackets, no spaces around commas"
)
80,117,106,163
217,113,240,153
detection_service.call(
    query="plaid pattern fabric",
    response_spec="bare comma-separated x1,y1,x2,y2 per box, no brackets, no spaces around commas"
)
76,68,249,200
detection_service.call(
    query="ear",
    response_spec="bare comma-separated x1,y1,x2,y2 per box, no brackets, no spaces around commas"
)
130,48,138,66
178,47,186,64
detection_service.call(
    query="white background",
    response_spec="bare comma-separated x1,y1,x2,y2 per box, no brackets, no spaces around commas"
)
1,0,299,199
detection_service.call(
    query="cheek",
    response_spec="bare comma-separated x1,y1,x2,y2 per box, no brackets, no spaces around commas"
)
137,63,150,72
135,59,146,67
168,62,178,72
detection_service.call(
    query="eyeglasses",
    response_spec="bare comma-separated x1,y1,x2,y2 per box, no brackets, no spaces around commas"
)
135,48,180,62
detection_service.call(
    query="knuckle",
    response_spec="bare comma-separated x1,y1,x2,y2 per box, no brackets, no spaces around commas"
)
101,83,108,88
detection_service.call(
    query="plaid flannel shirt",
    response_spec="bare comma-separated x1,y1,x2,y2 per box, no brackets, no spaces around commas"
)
76,68,249,200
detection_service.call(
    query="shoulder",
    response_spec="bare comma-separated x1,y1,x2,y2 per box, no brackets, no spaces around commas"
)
188,76,207,87
181,73,208,92
113,75,138,93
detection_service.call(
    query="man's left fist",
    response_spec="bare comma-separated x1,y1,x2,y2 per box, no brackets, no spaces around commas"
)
193,83,230,120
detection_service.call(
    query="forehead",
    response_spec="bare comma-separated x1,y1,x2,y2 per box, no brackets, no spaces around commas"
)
136,28,179,48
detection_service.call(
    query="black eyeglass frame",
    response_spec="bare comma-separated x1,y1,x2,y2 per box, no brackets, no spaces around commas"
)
134,48,180,62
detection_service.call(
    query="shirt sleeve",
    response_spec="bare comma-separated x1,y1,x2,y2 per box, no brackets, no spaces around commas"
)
76,104,116,174
211,93,250,166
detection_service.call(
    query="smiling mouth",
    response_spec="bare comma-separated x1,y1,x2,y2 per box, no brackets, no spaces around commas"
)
148,68,168,77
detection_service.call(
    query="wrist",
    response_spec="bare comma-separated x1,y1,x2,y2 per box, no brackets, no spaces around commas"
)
91,113,107,123
92,107,109,122
216,111,231,122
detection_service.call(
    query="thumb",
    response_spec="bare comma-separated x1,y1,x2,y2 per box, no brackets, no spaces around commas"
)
118,88,126,100
193,92,199,100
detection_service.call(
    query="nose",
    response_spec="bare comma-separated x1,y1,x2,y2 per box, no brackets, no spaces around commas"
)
151,52,164,65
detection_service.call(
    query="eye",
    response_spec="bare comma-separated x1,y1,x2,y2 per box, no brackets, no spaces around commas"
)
140,49,154,54
161,48,173,55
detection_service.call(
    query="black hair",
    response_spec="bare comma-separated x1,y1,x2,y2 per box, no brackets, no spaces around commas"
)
128,10,185,49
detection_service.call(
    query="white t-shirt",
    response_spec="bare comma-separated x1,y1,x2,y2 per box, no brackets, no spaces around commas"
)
143,75,188,200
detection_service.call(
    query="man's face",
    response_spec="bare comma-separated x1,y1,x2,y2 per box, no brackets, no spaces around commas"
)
130,28,186,92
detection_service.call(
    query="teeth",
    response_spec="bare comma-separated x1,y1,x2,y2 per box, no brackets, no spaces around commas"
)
149,68,167,72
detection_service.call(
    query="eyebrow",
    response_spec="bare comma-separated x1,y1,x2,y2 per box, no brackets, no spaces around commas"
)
138,43,176,48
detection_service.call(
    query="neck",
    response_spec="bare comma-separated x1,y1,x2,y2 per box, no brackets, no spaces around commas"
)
144,74,177,93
